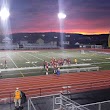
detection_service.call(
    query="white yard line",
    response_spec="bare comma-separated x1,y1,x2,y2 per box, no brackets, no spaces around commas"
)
26,52,50,63
7,54,18,68
36,51,62,59
27,52,59,64
6,54,24,77
36,52,51,59
15,52,37,66
26,53,44,61
91,62,110,64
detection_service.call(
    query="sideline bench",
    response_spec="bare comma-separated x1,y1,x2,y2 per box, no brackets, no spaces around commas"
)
60,66,99,73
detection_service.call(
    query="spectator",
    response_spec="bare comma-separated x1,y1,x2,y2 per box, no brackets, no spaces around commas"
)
14,88,22,109
20,91,27,109
56,67,60,76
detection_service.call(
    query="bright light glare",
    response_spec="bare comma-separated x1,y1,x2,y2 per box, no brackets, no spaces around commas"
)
58,12,66,19
0,7,10,21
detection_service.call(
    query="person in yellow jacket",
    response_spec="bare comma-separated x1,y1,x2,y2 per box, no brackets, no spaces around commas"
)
74,58,77,64
14,88,22,108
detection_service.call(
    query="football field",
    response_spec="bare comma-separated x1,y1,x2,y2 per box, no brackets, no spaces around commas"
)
0,49,110,78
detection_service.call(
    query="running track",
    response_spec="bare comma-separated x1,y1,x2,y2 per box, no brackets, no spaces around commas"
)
0,70,110,103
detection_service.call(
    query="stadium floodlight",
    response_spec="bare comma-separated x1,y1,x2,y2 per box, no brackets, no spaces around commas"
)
58,12,66,19
57,12,66,49
0,7,10,21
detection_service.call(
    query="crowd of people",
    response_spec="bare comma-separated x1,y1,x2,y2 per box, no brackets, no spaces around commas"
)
43,57,78,75
44,57,71,68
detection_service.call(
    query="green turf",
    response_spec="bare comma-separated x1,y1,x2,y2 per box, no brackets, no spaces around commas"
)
0,49,110,79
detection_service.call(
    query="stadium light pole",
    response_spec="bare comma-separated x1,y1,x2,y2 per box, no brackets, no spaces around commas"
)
0,5,11,50
58,12,66,49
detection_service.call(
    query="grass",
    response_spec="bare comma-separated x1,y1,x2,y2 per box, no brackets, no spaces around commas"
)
0,49,110,79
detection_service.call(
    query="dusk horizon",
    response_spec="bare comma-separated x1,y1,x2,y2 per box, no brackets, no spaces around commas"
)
9,31,110,36
0,0,110,35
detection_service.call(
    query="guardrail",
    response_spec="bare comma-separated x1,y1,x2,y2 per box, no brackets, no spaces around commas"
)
60,66,99,73
28,93,90,110
80,100,110,110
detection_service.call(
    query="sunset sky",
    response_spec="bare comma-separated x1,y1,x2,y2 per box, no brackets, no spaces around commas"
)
0,0,110,35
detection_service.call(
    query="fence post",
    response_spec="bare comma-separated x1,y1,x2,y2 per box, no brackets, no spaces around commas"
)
40,88,41,96
10,92,12,110
53,95,55,110
28,98,30,110
67,86,69,94
60,94,63,109
98,103,101,110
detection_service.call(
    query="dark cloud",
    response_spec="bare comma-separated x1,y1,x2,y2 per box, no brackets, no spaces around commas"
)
0,0,110,34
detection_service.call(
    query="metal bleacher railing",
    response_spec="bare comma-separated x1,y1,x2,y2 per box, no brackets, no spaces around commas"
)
28,93,110,110
28,93,90,110
78,100,110,110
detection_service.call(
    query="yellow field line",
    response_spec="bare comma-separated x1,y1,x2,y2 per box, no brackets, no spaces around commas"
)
19,71,24,77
